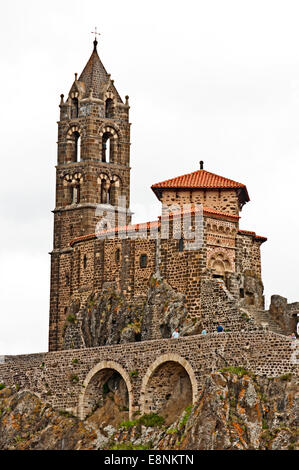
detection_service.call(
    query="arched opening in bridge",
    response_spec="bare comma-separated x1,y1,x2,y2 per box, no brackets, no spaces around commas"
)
142,360,193,425
79,363,132,427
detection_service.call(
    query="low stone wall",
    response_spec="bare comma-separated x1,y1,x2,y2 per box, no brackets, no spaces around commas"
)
0,331,297,419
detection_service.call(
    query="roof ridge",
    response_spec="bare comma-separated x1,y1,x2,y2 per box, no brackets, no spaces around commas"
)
151,169,246,189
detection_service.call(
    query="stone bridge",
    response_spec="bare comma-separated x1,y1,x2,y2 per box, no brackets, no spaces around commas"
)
0,330,297,420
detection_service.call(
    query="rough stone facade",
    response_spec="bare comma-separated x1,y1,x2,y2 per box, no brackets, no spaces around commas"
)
49,212,269,351
269,295,299,335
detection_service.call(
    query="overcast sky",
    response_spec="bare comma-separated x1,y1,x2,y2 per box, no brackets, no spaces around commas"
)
0,0,299,355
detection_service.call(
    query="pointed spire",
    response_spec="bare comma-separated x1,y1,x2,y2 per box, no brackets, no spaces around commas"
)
72,32,123,103
78,42,109,99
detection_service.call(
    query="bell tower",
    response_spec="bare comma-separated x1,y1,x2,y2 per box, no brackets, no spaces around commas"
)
49,38,131,350
54,37,131,250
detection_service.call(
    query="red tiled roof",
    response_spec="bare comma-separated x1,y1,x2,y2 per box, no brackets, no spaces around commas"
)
239,229,267,243
151,169,250,204
70,207,239,246
70,220,160,246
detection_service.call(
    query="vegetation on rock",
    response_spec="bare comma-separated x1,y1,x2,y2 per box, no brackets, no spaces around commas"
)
0,371,297,450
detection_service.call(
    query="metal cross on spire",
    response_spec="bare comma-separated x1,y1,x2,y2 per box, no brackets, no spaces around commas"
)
91,27,101,39
91,27,100,50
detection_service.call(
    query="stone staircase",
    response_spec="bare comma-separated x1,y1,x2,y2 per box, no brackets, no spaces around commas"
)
242,307,286,335
212,278,287,336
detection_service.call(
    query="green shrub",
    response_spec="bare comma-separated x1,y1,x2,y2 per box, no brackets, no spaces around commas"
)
179,405,193,429
119,419,138,429
59,410,75,418
66,314,76,324
138,413,165,427
166,428,178,434
0,384,5,391
120,413,165,429
70,374,79,384
219,366,250,377
279,373,292,382
129,370,139,377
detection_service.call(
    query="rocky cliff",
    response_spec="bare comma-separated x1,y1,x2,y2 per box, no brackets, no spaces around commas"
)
62,276,198,350
0,369,297,450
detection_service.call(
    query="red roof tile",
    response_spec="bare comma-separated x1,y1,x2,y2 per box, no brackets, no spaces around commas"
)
239,230,267,243
151,169,250,204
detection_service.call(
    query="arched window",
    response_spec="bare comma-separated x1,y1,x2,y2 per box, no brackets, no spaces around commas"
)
115,248,120,263
105,98,114,118
100,179,108,203
71,98,79,119
107,182,112,204
74,131,81,162
178,238,184,252
110,176,121,206
209,252,232,277
140,254,147,268
72,184,80,204
66,127,82,163
83,255,87,269
100,127,118,164
102,133,112,163
108,180,117,205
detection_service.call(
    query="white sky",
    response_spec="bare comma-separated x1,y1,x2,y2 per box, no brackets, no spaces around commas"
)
0,0,298,354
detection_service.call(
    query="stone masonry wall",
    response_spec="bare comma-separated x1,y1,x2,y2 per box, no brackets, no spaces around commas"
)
0,332,297,420
161,189,240,216
50,213,266,351
269,295,299,335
